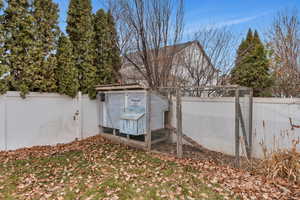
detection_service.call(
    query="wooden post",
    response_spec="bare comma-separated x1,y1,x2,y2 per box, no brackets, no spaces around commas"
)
235,88,240,167
166,91,172,139
176,88,183,158
238,103,250,158
97,92,104,134
4,93,7,150
145,90,152,151
248,88,253,159
77,91,83,139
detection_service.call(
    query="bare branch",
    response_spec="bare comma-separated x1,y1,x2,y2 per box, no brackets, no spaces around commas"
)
267,8,300,97
175,26,236,91
108,0,185,88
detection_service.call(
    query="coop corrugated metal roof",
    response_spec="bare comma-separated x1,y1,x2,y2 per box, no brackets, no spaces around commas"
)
96,83,147,91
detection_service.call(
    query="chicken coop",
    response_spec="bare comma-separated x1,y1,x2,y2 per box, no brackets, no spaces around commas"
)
96,84,170,149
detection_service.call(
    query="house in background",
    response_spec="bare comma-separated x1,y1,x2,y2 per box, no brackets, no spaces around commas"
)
119,41,219,87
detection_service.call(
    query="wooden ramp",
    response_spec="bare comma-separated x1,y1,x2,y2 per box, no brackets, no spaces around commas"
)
166,125,205,152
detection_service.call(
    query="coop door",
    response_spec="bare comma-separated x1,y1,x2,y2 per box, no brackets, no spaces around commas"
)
125,93,145,110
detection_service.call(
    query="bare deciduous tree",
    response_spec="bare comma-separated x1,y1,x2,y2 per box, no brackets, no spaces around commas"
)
105,0,184,89
176,26,235,89
267,8,300,97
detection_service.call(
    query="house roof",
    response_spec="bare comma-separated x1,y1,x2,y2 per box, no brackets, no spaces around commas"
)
154,41,197,56
124,41,197,61
123,40,216,70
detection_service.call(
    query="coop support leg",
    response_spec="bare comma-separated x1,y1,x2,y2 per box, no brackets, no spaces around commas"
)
146,132,151,151
98,126,103,134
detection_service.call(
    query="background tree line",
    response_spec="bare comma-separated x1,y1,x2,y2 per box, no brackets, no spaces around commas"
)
0,0,120,99
230,9,300,97
0,0,298,98
106,0,300,97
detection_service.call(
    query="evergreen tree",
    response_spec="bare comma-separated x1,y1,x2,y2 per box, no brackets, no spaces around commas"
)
32,0,60,92
66,0,97,99
56,34,79,97
93,9,121,85
230,29,273,96
107,11,121,81
0,0,8,94
3,0,40,97
93,9,113,84
235,29,253,59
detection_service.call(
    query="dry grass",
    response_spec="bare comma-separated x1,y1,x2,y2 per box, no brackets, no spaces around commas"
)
257,140,300,184
0,136,225,200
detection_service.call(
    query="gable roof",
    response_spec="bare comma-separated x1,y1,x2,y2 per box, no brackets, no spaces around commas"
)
120,41,218,85
156,41,198,56
125,41,196,59
123,40,215,68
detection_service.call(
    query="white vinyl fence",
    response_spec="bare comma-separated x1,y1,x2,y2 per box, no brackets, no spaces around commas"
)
171,97,300,158
0,92,99,151
1,91,300,159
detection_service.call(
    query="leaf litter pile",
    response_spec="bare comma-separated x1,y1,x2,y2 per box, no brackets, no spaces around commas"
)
0,136,299,200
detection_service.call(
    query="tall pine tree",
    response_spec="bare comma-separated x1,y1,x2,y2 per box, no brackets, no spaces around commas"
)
231,29,273,96
66,0,97,99
3,0,41,97
0,0,8,94
93,9,121,85
93,9,113,84
107,11,121,81
32,0,60,92
56,34,79,97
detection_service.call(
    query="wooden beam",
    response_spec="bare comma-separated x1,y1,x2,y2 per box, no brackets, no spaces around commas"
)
166,125,204,152
96,84,145,91
235,88,240,167
176,88,183,158
248,89,253,159
166,91,172,141
145,90,152,151
159,85,250,91
100,133,147,149
238,103,250,158
151,135,169,145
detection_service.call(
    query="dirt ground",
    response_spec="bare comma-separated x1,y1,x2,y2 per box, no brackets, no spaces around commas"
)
152,142,256,170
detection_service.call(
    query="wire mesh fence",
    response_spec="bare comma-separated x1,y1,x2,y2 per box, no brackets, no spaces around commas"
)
156,85,253,167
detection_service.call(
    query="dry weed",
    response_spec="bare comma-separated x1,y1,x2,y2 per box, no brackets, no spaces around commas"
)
258,140,300,184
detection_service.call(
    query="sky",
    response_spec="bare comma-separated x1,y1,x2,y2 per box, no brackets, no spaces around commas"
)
54,0,300,40
184,0,300,39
